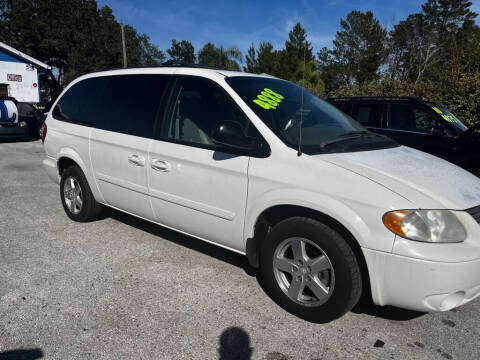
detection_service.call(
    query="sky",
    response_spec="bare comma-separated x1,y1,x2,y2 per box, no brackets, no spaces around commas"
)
98,0,480,61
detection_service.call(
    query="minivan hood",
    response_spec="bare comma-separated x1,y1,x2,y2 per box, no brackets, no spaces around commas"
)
320,146,480,209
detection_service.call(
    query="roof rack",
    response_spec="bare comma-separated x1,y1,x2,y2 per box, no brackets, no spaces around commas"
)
97,61,232,73
326,96,423,102
161,60,230,71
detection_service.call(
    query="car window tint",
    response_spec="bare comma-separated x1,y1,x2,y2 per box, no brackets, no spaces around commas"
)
52,77,107,126
412,108,437,132
341,103,352,115
351,104,382,127
96,74,169,138
388,104,437,133
163,77,256,147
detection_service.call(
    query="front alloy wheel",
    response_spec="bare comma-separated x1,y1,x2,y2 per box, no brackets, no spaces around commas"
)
260,217,362,323
273,237,334,307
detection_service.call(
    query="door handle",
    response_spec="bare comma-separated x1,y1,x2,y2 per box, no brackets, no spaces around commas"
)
128,154,145,166
151,159,171,172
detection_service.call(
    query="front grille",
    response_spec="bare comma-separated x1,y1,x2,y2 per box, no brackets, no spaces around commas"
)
466,205,480,224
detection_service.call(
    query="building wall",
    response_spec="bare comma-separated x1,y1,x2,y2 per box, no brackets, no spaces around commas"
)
0,58,39,103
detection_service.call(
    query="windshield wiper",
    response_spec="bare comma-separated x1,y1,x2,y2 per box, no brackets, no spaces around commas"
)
319,131,373,149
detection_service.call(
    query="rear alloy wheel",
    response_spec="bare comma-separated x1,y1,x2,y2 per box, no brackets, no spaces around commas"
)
60,166,103,222
63,176,83,215
260,217,362,323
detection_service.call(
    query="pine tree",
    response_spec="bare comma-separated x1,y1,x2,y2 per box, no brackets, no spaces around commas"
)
330,11,387,83
244,44,259,73
167,39,195,64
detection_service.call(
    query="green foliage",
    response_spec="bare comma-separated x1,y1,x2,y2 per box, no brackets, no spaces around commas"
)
296,60,325,96
257,42,279,75
2,0,480,128
277,22,314,82
167,39,195,63
198,43,242,71
244,44,258,73
0,0,164,84
324,11,387,84
330,73,480,127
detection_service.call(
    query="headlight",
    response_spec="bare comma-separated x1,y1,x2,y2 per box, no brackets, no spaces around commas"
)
383,210,466,243
20,121,27,127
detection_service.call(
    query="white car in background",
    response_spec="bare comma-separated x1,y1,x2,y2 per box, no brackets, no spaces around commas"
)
42,66,480,322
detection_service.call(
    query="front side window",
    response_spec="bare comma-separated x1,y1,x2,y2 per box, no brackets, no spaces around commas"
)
388,104,438,133
52,77,106,126
162,76,258,148
226,76,396,154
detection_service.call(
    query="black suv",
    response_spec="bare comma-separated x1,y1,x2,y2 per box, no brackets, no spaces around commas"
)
327,97,480,177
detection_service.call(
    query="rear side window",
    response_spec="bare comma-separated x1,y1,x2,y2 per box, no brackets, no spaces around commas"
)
331,102,352,115
52,77,107,126
96,74,170,138
351,104,383,127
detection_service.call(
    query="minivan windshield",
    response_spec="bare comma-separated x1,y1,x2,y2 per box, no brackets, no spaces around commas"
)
226,76,397,154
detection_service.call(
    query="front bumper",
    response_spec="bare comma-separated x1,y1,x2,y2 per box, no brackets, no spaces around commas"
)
363,248,480,312
0,123,28,138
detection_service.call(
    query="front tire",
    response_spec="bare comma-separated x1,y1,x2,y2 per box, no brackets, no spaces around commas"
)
260,217,362,323
60,166,103,222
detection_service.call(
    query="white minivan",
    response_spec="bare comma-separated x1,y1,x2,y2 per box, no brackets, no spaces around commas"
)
42,66,480,322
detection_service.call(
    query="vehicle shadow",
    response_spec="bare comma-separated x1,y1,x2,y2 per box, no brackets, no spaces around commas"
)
0,348,44,360
0,137,39,144
218,327,253,360
106,208,257,277
106,208,426,322
351,298,426,321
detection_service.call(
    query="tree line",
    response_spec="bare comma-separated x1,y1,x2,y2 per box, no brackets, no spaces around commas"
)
1,0,479,126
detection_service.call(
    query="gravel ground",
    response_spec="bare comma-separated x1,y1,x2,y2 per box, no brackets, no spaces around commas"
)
0,139,479,360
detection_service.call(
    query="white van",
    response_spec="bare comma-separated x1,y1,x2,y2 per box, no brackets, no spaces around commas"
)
42,67,480,322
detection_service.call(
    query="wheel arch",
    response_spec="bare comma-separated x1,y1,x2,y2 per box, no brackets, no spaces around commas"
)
246,203,371,302
56,147,104,204
57,147,88,176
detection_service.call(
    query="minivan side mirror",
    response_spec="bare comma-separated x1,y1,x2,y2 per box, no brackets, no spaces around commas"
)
429,125,445,137
212,121,262,152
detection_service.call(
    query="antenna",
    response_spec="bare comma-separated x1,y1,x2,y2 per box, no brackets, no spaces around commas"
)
297,48,306,156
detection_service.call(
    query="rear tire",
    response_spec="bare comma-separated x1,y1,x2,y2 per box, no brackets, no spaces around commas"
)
260,217,362,323
60,166,103,222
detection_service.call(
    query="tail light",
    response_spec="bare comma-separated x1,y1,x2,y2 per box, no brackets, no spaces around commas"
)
40,122,47,143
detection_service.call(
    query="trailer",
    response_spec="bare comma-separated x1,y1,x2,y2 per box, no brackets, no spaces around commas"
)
0,42,55,138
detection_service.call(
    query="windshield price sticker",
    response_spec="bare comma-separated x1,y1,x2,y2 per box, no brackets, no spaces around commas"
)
432,106,457,124
253,88,284,110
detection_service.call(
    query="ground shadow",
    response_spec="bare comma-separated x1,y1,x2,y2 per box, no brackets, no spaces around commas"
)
218,327,252,360
352,297,426,321
0,136,39,144
106,209,426,323
0,348,43,360
106,208,257,277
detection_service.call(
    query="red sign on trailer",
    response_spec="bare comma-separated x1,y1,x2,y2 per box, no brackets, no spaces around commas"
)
7,74,22,82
